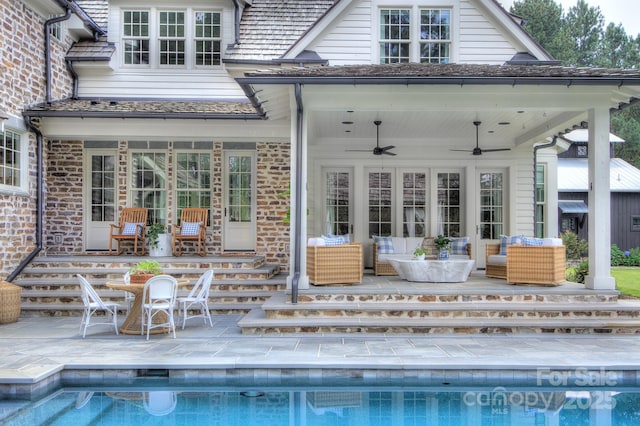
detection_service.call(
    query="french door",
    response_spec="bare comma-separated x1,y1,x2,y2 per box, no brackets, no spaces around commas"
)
223,150,256,251
84,150,116,250
476,169,506,268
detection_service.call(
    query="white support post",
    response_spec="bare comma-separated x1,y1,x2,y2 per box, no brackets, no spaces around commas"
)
585,107,615,290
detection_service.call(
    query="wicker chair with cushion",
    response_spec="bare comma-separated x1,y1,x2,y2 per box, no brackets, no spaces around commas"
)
307,243,363,285
172,208,208,256
485,243,506,279
109,208,148,255
507,244,566,286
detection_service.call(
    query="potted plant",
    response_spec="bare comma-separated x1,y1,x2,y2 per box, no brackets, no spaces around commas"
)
129,259,163,283
147,223,170,256
413,247,429,260
434,235,452,260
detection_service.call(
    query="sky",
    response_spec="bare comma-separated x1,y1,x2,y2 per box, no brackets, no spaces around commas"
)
499,0,640,36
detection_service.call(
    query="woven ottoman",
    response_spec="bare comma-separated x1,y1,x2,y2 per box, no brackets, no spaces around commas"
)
0,280,22,324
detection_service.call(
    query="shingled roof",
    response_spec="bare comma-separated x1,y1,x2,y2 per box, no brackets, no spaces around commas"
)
74,0,109,31
24,99,261,119
242,63,640,80
225,0,340,61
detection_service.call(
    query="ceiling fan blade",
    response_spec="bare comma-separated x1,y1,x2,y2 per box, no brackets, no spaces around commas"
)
380,145,395,151
383,151,397,156
481,148,511,153
345,149,374,152
450,149,473,152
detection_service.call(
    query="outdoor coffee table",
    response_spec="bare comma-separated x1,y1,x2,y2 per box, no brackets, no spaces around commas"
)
106,279,189,335
389,259,475,282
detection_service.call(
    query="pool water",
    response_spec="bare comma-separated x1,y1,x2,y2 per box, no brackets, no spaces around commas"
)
2,387,639,425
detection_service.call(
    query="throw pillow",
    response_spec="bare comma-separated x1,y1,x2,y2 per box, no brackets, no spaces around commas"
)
499,234,523,255
450,237,469,255
322,235,344,246
373,236,394,254
181,222,201,236
522,236,544,246
328,234,350,244
122,222,143,236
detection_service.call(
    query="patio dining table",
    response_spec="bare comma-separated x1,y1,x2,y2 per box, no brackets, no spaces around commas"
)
106,279,189,335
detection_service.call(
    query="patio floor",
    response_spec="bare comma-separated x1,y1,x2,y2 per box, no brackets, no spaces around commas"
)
3,271,640,397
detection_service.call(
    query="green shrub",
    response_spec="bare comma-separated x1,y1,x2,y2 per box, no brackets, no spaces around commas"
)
611,245,626,266
561,230,588,262
575,260,589,284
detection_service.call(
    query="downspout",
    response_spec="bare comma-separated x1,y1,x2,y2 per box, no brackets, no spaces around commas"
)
45,7,72,103
291,83,304,304
533,136,557,234
7,115,44,281
231,0,242,46
66,59,79,99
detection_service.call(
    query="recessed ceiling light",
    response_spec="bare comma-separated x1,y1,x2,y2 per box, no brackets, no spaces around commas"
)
346,110,354,113
517,110,525,113
342,121,353,125
498,122,510,125
488,130,495,133
345,130,351,133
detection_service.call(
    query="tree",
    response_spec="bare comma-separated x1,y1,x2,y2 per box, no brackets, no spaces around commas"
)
510,0,566,59
595,23,638,68
563,0,605,66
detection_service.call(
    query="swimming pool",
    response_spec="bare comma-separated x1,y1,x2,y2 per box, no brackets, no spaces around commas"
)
2,385,638,425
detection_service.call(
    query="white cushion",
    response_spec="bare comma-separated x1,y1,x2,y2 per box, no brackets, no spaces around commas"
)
308,237,326,246
390,237,407,254
405,237,424,254
541,238,563,246
487,254,507,265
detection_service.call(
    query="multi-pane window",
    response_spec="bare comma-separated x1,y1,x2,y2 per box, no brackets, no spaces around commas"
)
325,171,351,236
90,155,116,222
0,129,20,187
123,9,221,67
535,164,546,237
420,9,451,63
176,152,211,223
379,9,411,63
123,11,150,65
479,172,504,239
130,152,166,225
48,15,63,41
402,172,426,237
159,11,185,65
195,11,221,66
437,172,461,237
228,155,252,223
368,172,393,237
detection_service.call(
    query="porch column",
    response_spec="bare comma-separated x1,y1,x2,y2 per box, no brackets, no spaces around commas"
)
287,84,310,291
585,107,615,290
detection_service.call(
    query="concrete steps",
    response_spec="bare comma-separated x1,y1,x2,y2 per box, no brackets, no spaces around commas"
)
237,288,640,334
15,255,284,316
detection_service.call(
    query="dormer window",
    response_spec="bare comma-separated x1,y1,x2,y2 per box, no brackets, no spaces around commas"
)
379,7,451,64
122,8,221,68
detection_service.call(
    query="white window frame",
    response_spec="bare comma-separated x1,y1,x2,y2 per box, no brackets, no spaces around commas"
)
377,5,455,64
121,7,222,69
129,150,168,225
433,169,464,237
174,150,212,224
0,117,28,196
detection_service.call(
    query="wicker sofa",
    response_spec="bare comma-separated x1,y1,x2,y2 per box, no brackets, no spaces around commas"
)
307,243,363,285
374,237,472,276
485,239,566,285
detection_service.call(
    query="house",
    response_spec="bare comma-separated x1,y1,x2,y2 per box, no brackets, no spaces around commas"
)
557,129,640,251
2,0,640,295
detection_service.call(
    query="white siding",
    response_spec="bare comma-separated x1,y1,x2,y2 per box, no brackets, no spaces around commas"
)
307,0,534,66
77,0,245,99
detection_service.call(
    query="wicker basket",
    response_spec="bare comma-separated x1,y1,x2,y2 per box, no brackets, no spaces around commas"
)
130,273,155,283
0,280,22,324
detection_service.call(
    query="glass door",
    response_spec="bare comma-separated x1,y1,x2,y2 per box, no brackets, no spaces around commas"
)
84,150,116,250
223,150,256,251
476,170,506,268
324,169,352,236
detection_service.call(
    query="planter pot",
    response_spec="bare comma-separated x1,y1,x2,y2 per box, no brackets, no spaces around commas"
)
149,234,171,257
130,273,155,284
415,254,426,261
438,250,450,260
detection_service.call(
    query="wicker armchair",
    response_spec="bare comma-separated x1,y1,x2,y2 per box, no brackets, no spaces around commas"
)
307,243,363,285
507,244,566,285
485,243,506,279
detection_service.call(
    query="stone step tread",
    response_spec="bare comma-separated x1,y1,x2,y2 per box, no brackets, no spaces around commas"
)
239,309,640,328
302,286,620,296
19,265,277,275
263,298,638,312
20,289,276,298
30,255,265,263
14,276,287,286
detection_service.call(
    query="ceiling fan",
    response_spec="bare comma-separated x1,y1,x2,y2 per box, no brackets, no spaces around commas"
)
346,120,397,156
451,121,511,155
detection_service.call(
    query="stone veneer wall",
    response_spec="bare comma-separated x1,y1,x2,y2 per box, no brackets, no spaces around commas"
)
44,140,292,270
0,0,75,278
